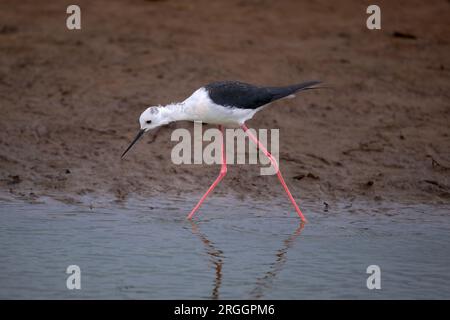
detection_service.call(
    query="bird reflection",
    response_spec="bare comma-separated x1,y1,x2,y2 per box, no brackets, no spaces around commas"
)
189,219,305,300
250,221,305,299
190,221,224,299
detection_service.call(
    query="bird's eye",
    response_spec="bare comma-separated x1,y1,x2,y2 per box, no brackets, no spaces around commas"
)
146,120,152,124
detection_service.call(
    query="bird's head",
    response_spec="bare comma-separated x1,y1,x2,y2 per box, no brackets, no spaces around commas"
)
121,106,166,158
139,106,164,131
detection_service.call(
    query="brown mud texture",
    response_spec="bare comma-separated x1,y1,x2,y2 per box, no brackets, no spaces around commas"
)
0,0,449,206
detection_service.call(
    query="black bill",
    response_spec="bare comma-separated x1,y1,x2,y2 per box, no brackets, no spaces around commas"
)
121,129,145,158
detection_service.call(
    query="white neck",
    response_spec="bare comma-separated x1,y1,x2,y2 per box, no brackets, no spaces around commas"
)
158,103,189,124
157,87,210,125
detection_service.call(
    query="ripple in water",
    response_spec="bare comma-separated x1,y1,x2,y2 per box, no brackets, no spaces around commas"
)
0,196,449,299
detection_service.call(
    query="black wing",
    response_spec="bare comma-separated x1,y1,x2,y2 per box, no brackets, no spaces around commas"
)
204,80,320,110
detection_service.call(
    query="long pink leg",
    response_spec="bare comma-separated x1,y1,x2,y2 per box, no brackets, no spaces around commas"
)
187,125,227,219
241,123,307,222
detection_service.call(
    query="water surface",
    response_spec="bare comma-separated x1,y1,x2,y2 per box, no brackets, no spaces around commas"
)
0,196,449,299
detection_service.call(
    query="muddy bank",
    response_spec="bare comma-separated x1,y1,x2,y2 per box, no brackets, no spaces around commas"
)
0,0,449,205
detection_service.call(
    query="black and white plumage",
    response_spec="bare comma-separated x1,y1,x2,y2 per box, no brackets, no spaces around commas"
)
137,80,320,129
122,80,320,157
204,80,320,110
122,80,320,222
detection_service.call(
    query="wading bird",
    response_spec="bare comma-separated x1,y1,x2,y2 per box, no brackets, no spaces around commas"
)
121,81,321,222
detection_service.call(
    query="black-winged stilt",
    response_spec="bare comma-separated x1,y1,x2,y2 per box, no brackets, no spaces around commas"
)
121,80,321,222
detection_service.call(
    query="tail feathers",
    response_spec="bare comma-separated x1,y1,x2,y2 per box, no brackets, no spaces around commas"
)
268,81,321,101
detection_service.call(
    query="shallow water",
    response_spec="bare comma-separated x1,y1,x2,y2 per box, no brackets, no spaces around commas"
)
0,196,449,299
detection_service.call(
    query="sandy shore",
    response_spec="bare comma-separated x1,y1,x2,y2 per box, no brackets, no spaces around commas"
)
0,0,449,205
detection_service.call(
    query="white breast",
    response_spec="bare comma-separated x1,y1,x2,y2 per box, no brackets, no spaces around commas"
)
182,88,259,127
